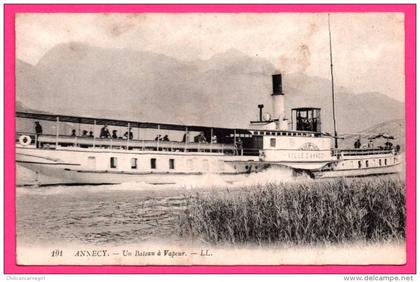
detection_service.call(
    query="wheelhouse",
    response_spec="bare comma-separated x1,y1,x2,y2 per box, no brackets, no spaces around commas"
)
291,107,321,132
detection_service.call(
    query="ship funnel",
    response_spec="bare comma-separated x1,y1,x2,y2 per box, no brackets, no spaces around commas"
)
271,74,287,130
258,104,264,121
272,74,283,95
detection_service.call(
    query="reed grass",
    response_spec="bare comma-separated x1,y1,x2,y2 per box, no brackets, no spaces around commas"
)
178,177,405,245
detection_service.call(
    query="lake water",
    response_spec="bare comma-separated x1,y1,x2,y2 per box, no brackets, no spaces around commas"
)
15,167,406,265
16,183,191,246
16,163,306,247
16,183,407,266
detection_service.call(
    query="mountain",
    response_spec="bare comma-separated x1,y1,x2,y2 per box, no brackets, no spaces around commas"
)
16,42,404,135
361,119,405,151
283,74,404,134
339,119,405,150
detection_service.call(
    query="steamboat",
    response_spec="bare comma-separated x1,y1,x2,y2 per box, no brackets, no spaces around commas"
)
16,72,402,186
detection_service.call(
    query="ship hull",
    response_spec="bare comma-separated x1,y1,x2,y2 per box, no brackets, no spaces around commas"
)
18,160,169,185
17,161,257,185
16,146,263,186
16,146,402,186
313,164,402,179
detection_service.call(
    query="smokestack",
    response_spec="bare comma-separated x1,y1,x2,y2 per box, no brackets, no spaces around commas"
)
258,104,264,121
272,74,283,95
271,74,286,130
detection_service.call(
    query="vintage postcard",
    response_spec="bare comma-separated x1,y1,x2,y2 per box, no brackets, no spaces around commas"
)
7,5,414,271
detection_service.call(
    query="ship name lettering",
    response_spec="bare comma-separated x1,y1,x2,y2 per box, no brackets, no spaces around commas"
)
288,152,323,160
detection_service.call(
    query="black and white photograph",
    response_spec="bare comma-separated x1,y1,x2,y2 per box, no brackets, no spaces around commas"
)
15,12,406,265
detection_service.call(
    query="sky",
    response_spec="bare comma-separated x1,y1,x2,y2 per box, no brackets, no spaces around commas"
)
16,12,405,101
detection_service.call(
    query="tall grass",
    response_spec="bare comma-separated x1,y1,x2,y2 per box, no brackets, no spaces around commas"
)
179,177,405,245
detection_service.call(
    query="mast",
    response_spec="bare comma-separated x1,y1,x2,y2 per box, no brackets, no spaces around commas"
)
328,13,338,149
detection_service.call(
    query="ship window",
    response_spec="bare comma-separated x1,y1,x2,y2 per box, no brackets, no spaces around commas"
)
131,158,138,169
365,160,369,168
385,159,387,165
379,159,382,166
169,159,175,169
270,138,276,147
358,161,362,168
87,156,96,169
110,157,118,169
151,158,157,169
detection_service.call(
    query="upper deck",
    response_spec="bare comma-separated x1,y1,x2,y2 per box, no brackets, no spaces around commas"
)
16,111,330,157
17,132,239,154
16,112,399,160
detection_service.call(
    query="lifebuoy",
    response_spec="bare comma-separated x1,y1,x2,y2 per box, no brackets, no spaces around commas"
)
19,135,32,146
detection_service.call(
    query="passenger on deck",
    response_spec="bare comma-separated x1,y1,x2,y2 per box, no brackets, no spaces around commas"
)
71,129,77,136
34,121,43,136
354,138,361,149
302,118,310,131
88,131,94,138
296,113,303,130
112,130,118,139
155,134,161,141
163,135,170,141
385,141,394,150
34,121,43,148
236,137,243,152
100,125,111,138
182,133,189,143
196,132,207,143
80,130,89,147
124,129,133,140
312,118,318,132
368,139,374,148
211,135,218,144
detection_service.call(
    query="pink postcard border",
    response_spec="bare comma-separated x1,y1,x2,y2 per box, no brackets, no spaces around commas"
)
4,4,416,274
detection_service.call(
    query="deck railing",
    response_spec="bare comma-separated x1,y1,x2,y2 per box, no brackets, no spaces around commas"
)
332,148,396,157
16,133,239,154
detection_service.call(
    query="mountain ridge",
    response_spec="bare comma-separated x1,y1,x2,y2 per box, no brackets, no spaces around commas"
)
16,42,404,134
